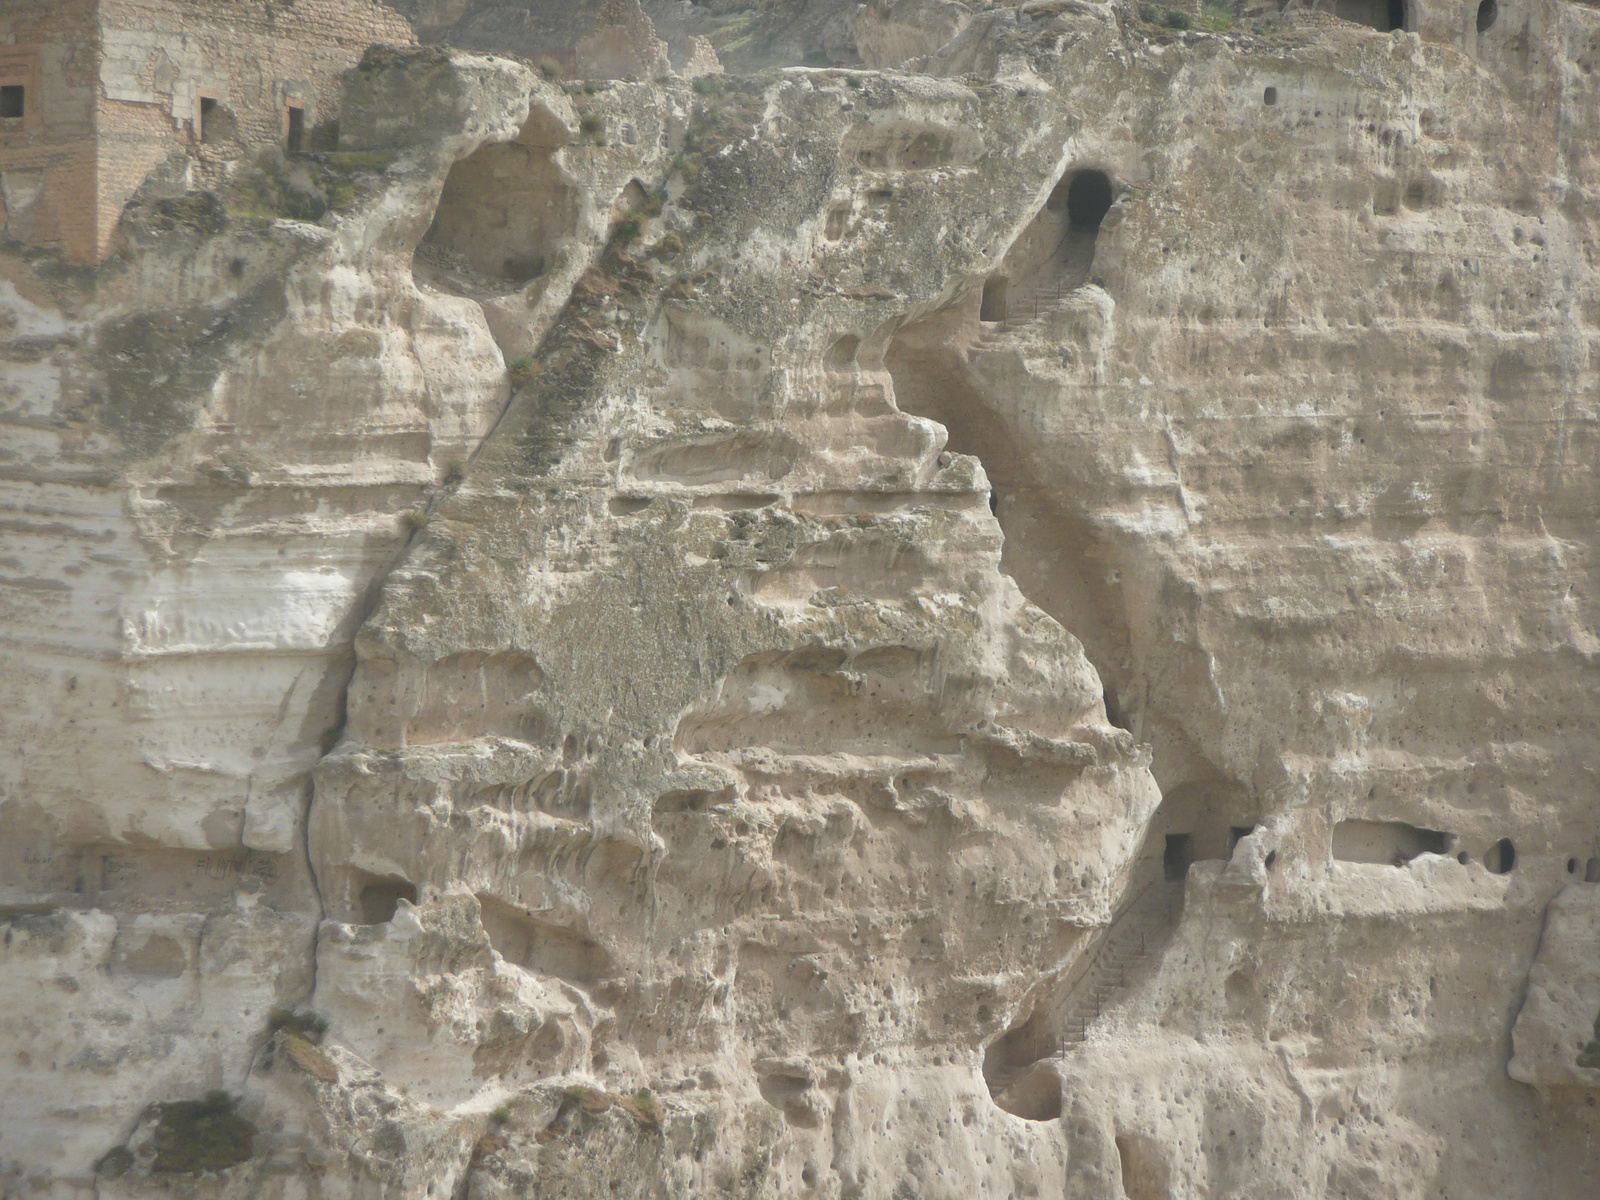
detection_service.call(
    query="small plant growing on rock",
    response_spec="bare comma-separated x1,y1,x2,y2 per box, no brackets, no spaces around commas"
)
537,57,563,82
579,113,606,139
616,213,644,243
443,458,466,486
402,509,430,533
1164,7,1193,27
507,355,535,381
1200,1,1232,28
490,1103,512,1124
1139,3,1160,19
629,1089,663,1127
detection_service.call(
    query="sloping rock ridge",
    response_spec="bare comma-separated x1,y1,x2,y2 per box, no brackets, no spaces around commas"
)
3,0,1600,1197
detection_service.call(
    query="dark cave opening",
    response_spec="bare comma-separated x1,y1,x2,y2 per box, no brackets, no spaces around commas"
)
1061,169,1114,232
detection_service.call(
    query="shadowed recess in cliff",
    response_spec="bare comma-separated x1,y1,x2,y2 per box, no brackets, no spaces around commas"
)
414,103,580,295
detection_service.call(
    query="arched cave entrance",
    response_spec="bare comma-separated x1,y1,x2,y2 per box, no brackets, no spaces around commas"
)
977,166,1114,325
1062,169,1113,231
413,106,579,297
1334,0,1407,30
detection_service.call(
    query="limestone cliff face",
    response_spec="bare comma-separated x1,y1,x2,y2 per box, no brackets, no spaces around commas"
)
3,1,1600,1197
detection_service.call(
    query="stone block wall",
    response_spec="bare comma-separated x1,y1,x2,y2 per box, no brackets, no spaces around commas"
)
0,0,99,265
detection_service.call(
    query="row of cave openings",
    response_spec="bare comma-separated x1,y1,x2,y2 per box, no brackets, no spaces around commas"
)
1324,819,1586,877
1313,0,1498,35
1156,819,1554,881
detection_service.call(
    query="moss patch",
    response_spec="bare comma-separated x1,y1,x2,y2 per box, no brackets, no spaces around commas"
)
150,1092,256,1173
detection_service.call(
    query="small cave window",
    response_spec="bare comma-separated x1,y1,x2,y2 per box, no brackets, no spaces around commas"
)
199,96,218,142
1263,86,1278,107
1476,0,1497,32
286,105,305,153
1485,837,1516,875
1333,0,1406,30
357,875,419,924
1333,819,1449,866
824,334,860,369
417,110,579,295
980,276,1008,322
1064,169,1114,232
1163,833,1194,882
0,85,24,120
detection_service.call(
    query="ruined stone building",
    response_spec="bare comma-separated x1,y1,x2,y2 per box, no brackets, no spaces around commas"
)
0,0,413,264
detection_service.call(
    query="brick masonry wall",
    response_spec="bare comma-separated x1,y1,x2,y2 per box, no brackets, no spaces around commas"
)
93,0,417,261
0,0,100,264
7,0,417,264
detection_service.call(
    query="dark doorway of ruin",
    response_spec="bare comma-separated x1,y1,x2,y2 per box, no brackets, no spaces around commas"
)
1041,168,1115,292
1333,0,1405,30
1064,170,1114,231
1164,833,1194,882
980,276,1009,322
357,875,419,924
286,105,305,153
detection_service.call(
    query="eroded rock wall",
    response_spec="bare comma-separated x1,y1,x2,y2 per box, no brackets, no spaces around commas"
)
3,0,1600,1196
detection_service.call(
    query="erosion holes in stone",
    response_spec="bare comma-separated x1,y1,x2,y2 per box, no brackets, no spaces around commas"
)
357,874,418,924
417,105,578,292
1263,86,1278,106
1116,1132,1174,1200
1485,837,1516,875
1163,833,1194,882
376,650,548,747
1332,819,1449,866
113,933,187,980
756,1063,820,1128
1477,0,1497,32
838,120,976,172
476,894,613,985
996,1063,1062,1122
825,334,860,369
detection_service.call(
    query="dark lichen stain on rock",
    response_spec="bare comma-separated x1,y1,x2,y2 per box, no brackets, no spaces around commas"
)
89,281,287,459
150,1092,257,1173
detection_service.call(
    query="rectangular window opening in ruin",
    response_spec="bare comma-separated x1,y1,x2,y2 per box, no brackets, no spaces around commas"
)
199,95,218,143
286,105,305,153
1332,819,1450,866
1163,833,1194,882
0,85,23,120
981,277,1008,323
